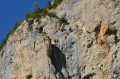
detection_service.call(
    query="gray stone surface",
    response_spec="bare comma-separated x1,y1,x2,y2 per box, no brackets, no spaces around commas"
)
1,0,120,79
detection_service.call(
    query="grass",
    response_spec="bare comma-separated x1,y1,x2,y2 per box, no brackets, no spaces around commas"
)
0,22,20,51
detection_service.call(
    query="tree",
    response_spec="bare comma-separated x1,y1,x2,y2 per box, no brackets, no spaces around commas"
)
47,1,52,9
33,2,39,11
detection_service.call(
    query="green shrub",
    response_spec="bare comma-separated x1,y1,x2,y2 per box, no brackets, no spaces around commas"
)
40,8,48,16
29,14,41,19
48,12,58,18
59,18,69,25
0,0,65,52
25,9,42,19
53,0,63,8
47,1,52,9
25,8,48,19
25,0,63,19
25,13,31,19
26,74,32,79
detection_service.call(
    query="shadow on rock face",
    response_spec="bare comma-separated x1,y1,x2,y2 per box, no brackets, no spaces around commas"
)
82,73,96,79
50,44,66,79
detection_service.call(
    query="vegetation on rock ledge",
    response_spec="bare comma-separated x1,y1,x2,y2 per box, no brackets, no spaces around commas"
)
0,0,68,52
0,22,20,51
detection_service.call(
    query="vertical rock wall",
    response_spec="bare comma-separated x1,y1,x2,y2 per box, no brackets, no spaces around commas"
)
1,0,120,79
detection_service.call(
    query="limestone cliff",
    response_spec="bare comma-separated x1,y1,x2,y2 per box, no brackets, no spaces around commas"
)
0,0,120,79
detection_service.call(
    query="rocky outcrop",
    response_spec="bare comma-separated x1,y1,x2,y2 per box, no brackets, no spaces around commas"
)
1,0,120,79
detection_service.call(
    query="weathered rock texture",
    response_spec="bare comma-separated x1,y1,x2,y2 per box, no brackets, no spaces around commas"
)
1,0,120,79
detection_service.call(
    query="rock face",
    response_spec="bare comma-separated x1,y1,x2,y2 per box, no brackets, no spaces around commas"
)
1,0,120,79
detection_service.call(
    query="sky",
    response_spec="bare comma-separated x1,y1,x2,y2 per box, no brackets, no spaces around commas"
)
0,0,49,43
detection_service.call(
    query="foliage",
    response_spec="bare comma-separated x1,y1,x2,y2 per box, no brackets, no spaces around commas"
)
0,22,20,51
25,13,31,19
0,0,66,52
47,0,63,9
47,1,52,9
52,0,63,8
39,8,48,16
25,8,48,19
25,0,63,19
48,12,58,18
59,18,69,25
33,2,39,11
26,74,32,79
